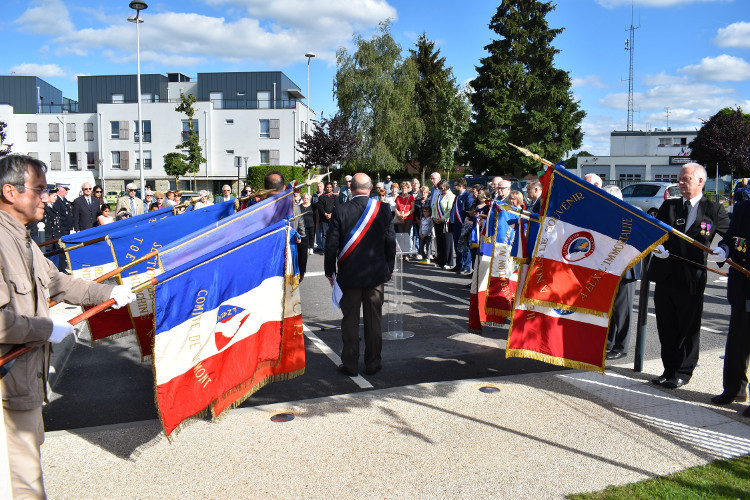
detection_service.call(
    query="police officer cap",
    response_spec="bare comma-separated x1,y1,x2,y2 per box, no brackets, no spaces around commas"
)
47,184,58,194
55,183,70,190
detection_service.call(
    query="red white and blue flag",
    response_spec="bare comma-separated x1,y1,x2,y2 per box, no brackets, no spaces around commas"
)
153,221,304,437
507,166,671,372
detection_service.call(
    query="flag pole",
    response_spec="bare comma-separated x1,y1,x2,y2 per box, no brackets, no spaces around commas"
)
172,196,201,214
0,278,159,370
37,237,60,248
43,235,108,258
496,203,542,223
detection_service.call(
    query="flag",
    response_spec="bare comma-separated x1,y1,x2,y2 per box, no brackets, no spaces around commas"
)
484,204,523,326
507,166,672,372
153,221,304,437
468,205,497,332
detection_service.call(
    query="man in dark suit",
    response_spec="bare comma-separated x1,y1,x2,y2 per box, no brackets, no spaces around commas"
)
708,201,750,416
72,182,99,231
648,163,729,389
449,177,474,275
325,173,396,376
52,183,73,236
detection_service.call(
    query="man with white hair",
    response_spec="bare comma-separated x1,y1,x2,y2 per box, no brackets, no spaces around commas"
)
194,190,213,209
339,175,353,203
72,181,98,231
490,176,503,202
649,163,729,388
116,182,145,216
497,179,512,203
584,173,603,188
215,184,235,203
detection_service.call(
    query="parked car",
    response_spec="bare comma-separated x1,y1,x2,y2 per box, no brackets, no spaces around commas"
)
105,191,119,206
620,182,680,217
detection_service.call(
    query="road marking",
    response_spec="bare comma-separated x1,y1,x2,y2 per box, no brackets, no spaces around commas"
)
305,271,325,277
302,325,373,389
408,281,471,305
646,312,722,333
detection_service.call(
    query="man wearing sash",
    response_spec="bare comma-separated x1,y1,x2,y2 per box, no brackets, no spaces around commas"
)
325,173,396,376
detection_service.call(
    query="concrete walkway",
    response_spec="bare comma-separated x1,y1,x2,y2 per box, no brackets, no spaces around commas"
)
41,344,750,499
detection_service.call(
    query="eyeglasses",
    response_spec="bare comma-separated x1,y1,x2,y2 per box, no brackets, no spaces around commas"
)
83,187,92,191
15,185,49,197
128,188,136,192
94,190,102,193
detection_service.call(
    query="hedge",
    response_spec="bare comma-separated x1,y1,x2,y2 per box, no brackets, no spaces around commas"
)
245,165,311,190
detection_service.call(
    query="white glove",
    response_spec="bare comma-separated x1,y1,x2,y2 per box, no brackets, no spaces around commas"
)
653,244,669,259
49,318,74,344
707,246,727,263
110,285,137,309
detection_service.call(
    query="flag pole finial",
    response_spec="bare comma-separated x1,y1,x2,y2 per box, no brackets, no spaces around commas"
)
508,143,555,168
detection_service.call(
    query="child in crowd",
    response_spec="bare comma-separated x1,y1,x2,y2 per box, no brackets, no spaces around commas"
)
97,204,114,225
418,206,434,263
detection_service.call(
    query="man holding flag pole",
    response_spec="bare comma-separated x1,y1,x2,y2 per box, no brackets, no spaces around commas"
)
0,155,136,499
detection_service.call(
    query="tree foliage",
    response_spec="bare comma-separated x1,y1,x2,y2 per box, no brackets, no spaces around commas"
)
463,0,585,177
175,93,206,177
162,151,188,185
408,33,470,180
689,107,750,177
0,121,11,157
565,150,592,171
334,21,424,176
296,115,358,170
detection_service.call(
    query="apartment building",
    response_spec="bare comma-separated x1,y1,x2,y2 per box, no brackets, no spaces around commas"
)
0,71,314,194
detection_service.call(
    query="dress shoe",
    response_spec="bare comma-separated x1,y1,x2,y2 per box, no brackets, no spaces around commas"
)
605,351,627,361
710,393,748,405
662,377,688,389
651,374,669,385
364,366,381,375
449,266,461,272
337,364,358,377
743,406,750,418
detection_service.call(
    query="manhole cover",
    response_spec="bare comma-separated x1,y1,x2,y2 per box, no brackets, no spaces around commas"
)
479,386,501,394
270,413,295,422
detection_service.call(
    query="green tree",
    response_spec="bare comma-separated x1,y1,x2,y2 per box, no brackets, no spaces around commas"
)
175,93,206,185
689,106,750,178
334,20,423,177
0,121,11,157
408,33,470,180
162,152,189,187
464,0,585,177
564,150,593,171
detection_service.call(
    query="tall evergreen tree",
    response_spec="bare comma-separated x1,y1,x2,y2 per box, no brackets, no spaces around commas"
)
409,34,470,181
464,1,585,177
334,21,423,176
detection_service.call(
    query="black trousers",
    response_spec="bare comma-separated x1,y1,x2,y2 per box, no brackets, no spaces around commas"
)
607,279,636,353
434,221,453,267
654,282,704,380
339,284,384,374
722,304,750,396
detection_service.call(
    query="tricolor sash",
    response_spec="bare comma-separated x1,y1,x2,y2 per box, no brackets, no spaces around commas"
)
435,193,445,219
338,198,380,263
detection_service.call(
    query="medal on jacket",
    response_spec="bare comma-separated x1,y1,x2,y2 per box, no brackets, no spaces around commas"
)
700,222,708,236
736,237,746,253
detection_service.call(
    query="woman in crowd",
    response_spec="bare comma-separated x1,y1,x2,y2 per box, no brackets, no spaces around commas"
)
151,191,167,211
508,190,525,210
93,185,105,208
97,204,114,225
413,185,431,259
394,181,415,235
194,190,213,209
300,193,316,256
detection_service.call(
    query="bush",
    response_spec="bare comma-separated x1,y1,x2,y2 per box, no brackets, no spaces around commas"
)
246,165,311,189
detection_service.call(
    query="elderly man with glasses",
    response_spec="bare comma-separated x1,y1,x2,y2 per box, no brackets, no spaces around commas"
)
72,182,99,231
215,184,235,203
116,183,145,216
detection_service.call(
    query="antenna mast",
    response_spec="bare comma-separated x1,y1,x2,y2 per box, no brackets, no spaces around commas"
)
624,1,639,132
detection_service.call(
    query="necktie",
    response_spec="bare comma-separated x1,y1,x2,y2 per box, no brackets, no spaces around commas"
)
87,197,91,208
130,198,135,214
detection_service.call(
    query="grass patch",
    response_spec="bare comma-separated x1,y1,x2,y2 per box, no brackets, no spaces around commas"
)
569,453,750,499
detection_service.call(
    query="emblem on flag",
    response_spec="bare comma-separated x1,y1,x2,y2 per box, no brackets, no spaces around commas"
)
214,304,251,351
562,232,595,262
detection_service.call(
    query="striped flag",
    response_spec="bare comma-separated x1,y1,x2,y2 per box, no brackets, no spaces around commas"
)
153,221,303,437
507,166,671,372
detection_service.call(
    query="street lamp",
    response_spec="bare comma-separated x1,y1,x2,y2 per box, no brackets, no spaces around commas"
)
128,0,148,199
305,52,315,136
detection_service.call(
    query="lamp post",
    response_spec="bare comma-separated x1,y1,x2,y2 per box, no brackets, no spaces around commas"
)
128,1,148,199
305,52,315,136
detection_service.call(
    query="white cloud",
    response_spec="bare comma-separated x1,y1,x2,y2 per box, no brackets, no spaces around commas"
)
643,72,688,86
713,22,750,48
10,63,66,78
679,55,750,82
571,75,607,89
595,0,726,7
14,0,74,36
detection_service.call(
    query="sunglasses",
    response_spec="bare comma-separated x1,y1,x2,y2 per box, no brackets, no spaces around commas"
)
94,190,102,193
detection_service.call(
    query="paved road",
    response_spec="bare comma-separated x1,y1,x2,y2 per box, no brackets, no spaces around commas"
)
42,252,732,431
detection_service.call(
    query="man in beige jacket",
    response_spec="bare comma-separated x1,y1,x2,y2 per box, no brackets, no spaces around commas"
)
0,154,136,499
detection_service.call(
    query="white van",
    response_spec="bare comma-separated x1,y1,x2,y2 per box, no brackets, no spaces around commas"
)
44,171,97,202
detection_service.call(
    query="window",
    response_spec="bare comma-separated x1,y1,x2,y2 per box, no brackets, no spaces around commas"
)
658,138,671,147
210,92,223,109
84,122,94,141
49,123,60,142
225,119,234,125
134,120,151,142
27,152,38,159
111,151,129,169
87,152,96,169
141,93,153,103
68,152,78,170
181,120,199,142
260,119,270,138
112,94,124,104
260,150,279,165
257,90,271,109
269,119,280,139
226,150,234,155
66,123,76,142
655,174,678,182
134,150,152,170
111,121,119,139
50,152,61,170
26,123,37,142
260,150,270,165
112,151,121,169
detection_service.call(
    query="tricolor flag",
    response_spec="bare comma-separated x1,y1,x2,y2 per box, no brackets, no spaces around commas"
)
153,221,304,437
468,206,497,332
484,204,523,326
507,166,671,372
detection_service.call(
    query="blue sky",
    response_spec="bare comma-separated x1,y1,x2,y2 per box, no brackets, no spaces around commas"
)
3,0,749,156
